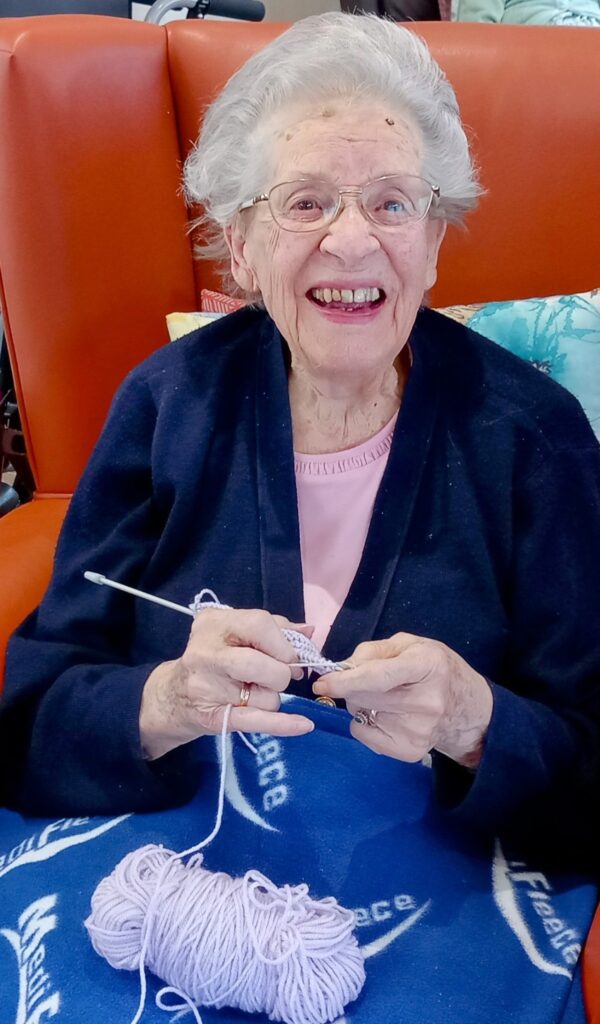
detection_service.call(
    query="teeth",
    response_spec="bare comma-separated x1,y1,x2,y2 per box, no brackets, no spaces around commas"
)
311,287,381,304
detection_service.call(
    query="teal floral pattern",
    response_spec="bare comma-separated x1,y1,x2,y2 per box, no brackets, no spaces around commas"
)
440,289,600,435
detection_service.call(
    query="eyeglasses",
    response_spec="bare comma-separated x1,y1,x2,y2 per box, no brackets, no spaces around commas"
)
238,174,440,232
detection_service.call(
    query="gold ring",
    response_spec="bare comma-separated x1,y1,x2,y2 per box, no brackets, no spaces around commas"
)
238,683,252,707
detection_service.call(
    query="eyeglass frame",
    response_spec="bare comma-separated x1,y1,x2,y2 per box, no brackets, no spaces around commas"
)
237,173,441,232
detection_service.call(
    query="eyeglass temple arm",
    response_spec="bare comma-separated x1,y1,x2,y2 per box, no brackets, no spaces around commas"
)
238,195,269,211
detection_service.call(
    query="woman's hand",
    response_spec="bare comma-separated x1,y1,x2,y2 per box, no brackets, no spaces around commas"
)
139,607,314,760
313,633,493,769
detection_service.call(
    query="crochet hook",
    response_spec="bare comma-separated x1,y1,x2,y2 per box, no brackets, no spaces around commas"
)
84,571,195,617
83,571,346,676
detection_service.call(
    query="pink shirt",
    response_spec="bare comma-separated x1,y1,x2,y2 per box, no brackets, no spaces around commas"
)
294,413,398,651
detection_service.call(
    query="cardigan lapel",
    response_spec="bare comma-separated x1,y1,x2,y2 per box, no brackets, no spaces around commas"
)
321,314,441,664
255,318,306,624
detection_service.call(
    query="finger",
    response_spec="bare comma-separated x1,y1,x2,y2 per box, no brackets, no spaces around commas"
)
273,616,315,639
348,633,422,666
313,646,437,699
181,645,298,711
345,694,393,714
228,708,314,737
184,672,282,713
225,609,302,663
197,607,300,665
221,647,296,692
345,689,443,717
274,619,316,678
365,709,439,746
233,683,281,714
350,719,430,763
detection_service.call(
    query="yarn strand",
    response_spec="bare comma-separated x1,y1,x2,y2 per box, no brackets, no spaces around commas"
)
85,591,365,1024
130,704,233,1024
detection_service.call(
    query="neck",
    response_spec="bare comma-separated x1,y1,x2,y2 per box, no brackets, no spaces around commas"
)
289,350,409,455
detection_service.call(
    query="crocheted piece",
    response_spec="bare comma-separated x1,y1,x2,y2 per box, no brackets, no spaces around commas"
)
189,590,347,675
281,629,347,675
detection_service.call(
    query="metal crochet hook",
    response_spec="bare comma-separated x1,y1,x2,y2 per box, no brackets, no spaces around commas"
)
83,571,349,678
84,571,195,617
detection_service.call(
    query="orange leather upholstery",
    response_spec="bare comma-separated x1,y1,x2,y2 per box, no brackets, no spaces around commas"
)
0,15,599,1015
0,499,67,681
0,16,197,494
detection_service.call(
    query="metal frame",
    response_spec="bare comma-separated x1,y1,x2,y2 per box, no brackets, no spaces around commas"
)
144,0,264,22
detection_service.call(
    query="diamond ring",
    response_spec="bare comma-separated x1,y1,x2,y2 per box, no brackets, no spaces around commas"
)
353,708,377,727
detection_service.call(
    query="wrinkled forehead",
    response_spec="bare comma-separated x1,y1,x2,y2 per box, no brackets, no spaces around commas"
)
255,100,424,186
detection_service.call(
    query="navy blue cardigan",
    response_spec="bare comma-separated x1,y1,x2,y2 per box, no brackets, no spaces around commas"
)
1,307,600,865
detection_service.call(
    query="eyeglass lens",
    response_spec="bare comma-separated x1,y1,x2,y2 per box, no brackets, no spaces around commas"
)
269,175,432,230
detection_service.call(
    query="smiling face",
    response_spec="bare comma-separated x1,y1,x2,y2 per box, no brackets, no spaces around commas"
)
225,100,446,393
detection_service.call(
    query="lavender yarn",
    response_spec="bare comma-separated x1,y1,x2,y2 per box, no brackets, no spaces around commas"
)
188,590,350,676
84,593,360,1022
85,846,365,1024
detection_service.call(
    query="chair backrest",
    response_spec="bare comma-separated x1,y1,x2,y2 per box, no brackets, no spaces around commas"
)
0,15,598,497
0,16,197,494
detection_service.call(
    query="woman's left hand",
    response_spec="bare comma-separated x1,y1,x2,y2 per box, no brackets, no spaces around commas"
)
313,633,493,769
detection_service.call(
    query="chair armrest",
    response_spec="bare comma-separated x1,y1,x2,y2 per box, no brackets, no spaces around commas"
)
584,905,600,1022
0,497,68,686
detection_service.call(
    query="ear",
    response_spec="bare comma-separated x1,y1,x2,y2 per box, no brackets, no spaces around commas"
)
423,219,447,291
223,218,257,294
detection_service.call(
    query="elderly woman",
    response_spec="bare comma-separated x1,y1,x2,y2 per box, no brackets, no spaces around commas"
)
1,13,599,872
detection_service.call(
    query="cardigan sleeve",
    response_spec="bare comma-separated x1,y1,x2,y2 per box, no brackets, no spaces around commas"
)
433,414,600,865
0,370,201,817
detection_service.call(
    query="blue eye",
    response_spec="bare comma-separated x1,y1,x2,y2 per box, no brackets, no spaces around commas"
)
366,181,418,224
371,194,414,222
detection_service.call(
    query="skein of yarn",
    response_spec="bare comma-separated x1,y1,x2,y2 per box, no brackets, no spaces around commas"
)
83,590,364,1023
85,845,365,1024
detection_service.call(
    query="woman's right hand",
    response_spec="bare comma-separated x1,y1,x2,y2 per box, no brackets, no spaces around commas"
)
139,606,315,760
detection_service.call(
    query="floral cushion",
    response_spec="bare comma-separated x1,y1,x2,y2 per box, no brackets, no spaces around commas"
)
167,288,600,435
439,289,600,435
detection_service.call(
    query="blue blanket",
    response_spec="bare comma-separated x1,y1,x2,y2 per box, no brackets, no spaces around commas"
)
0,697,596,1024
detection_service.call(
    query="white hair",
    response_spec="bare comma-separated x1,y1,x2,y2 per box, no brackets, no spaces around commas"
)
184,11,482,279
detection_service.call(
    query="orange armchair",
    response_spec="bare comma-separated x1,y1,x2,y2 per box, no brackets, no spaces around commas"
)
0,14,599,1015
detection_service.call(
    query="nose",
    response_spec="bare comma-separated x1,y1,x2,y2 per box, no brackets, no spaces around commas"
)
319,199,380,263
